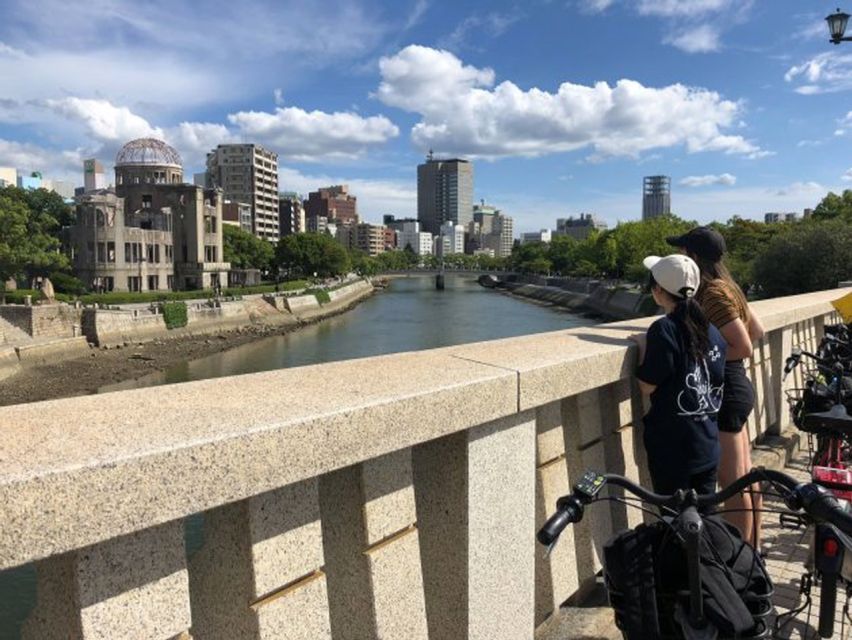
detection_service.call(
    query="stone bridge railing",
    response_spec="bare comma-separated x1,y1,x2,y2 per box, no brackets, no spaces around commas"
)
0,287,848,639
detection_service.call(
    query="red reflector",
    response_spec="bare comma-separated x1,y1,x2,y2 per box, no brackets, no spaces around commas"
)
824,538,840,557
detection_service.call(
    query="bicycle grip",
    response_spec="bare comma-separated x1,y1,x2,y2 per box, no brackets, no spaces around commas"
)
537,503,580,546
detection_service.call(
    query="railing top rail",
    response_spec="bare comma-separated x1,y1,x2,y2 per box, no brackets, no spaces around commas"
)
0,286,847,570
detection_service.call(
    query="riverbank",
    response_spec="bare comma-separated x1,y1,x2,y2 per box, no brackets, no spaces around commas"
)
0,282,376,407
497,281,659,320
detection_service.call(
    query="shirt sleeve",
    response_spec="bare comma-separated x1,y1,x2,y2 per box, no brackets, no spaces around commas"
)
637,320,677,386
700,281,740,329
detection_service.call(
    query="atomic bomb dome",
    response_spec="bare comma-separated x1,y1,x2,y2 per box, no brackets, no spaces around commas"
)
116,138,182,168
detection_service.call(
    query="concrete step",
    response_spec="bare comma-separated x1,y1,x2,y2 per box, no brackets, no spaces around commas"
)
0,316,33,346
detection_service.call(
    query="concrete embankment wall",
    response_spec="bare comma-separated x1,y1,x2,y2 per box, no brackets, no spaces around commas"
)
85,279,375,347
0,346,19,382
0,304,82,339
507,282,659,320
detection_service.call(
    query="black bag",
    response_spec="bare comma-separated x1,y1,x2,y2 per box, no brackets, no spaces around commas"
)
603,516,773,639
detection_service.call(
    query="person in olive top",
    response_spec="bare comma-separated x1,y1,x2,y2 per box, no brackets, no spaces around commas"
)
630,255,727,495
667,227,766,548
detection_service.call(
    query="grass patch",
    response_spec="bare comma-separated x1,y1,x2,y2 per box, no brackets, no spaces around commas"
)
162,301,188,329
305,288,331,304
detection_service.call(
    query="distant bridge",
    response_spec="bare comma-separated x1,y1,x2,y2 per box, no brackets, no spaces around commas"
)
377,269,515,277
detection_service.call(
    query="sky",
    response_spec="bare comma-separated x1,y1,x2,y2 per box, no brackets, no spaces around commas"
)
1,0,852,232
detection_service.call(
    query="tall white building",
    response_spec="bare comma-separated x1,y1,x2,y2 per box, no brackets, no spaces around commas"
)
206,144,279,242
437,221,465,256
397,220,432,256
0,167,17,188
83,159,107,192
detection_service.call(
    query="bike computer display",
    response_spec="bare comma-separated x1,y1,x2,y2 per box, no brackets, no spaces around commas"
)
574,470,607,502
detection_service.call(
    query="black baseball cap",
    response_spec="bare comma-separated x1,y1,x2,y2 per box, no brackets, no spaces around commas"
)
666,226,726,261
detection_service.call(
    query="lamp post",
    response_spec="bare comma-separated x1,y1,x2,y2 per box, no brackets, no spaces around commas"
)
827,8,852,43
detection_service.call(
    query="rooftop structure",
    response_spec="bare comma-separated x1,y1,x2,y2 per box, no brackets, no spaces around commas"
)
642,175,671,220
116,138,182,168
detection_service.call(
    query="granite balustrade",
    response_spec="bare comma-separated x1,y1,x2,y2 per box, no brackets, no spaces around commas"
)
0,287,847,639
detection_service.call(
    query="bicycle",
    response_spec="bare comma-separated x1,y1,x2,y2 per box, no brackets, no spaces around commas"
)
538,466,852,639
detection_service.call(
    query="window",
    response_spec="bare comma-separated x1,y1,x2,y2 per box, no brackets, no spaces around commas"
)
104,277,114,292
147,275,159,291
107,242,115,263
127,276,141,292
165,245,173,262
167,275,174,290
97,242,106,263
154,244,160,263
125,242,131,263
142,195,152,210
147,244,155,263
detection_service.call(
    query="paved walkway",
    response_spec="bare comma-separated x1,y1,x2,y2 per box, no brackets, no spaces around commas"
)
538,446,852,639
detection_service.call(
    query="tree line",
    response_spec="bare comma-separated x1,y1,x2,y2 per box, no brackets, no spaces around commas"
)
2,184,851,298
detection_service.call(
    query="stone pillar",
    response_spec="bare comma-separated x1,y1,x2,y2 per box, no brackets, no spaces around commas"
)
188,479,331,640
534,401,577,626
414,411,537,640
22,520,191,640
768,327,794,436
320,449,428,640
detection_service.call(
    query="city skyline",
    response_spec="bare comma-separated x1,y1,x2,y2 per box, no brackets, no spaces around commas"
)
0,0,850,230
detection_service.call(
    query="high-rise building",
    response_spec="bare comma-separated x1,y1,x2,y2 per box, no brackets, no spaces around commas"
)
83,159,106,192
307,215,329,234
417,154,473,235
470,201,513,258
642,176,671,220
764,212,799,224
206,144,279,242
279,192,306,236
305,185,358,224
0,167,15,187
556,213,608,240
397,220,433,256
436,221,465,256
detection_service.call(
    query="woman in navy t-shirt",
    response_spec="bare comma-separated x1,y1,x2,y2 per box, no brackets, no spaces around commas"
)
630,255,727,495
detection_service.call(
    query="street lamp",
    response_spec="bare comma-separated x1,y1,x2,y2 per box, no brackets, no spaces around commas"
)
827,8,852,43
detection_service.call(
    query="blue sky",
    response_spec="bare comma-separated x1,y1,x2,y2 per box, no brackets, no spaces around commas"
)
1,0,851,232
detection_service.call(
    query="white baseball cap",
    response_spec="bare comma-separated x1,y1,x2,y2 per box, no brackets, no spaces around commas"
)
642,254,701,299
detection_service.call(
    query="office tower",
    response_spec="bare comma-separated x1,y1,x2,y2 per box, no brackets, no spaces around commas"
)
279,192,306,236
642,176,671,220
305,185,358,224
417,154,473,236
83,159,106,192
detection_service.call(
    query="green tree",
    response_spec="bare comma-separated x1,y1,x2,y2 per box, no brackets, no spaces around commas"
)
547,235,578,275
223,225,274,272
275,233,351,278
813,190,852,222
350,249,380,276
510,242,551,273
23,187,75,230
752,219,852,297
608,215,693,278
714,217,790,289
0,186,68,285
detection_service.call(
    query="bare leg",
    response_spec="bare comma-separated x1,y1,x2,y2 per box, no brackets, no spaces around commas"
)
717,430,753,541
741,427,762,551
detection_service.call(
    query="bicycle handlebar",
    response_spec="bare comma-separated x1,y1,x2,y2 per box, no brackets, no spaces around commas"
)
537,468,852,547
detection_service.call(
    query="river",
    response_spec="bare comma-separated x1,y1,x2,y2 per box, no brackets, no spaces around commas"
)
0,275,595,639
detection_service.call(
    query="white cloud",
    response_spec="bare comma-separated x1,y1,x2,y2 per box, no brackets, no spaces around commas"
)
45,98,163,142
438,11,523,51
42,97,399,168
785,53,852,94
637,0,735,17
228,107,399,162
404,0,431,30
376,45,763,160
680,173,737,187
774,181,824,197
578,0,615,13
842,169,852,182
278,167,416,220
0,139,81,177
664,24,721,53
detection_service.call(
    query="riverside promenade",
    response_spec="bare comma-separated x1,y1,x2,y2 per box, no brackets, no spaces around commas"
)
0,286,848,639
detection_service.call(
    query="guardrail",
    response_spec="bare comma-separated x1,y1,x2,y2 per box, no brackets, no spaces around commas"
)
0,287,847,639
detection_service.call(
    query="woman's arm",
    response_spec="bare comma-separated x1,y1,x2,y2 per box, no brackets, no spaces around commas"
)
629,332,658,395
747,306,765,342
719,317,753,360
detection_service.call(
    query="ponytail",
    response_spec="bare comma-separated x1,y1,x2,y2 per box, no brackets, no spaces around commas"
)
672,296,711,363
649,274,711,362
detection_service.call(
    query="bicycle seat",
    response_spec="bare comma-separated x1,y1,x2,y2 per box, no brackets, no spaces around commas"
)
802,404,852,434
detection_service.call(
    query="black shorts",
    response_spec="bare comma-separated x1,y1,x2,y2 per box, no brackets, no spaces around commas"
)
718,360,754,433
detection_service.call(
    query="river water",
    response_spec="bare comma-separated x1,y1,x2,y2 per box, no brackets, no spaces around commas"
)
0,275,594,639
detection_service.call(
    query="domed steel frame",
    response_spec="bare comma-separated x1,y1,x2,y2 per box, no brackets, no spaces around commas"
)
116,138,182,168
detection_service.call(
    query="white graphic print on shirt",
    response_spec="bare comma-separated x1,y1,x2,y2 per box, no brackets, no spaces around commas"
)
677,350,724,418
